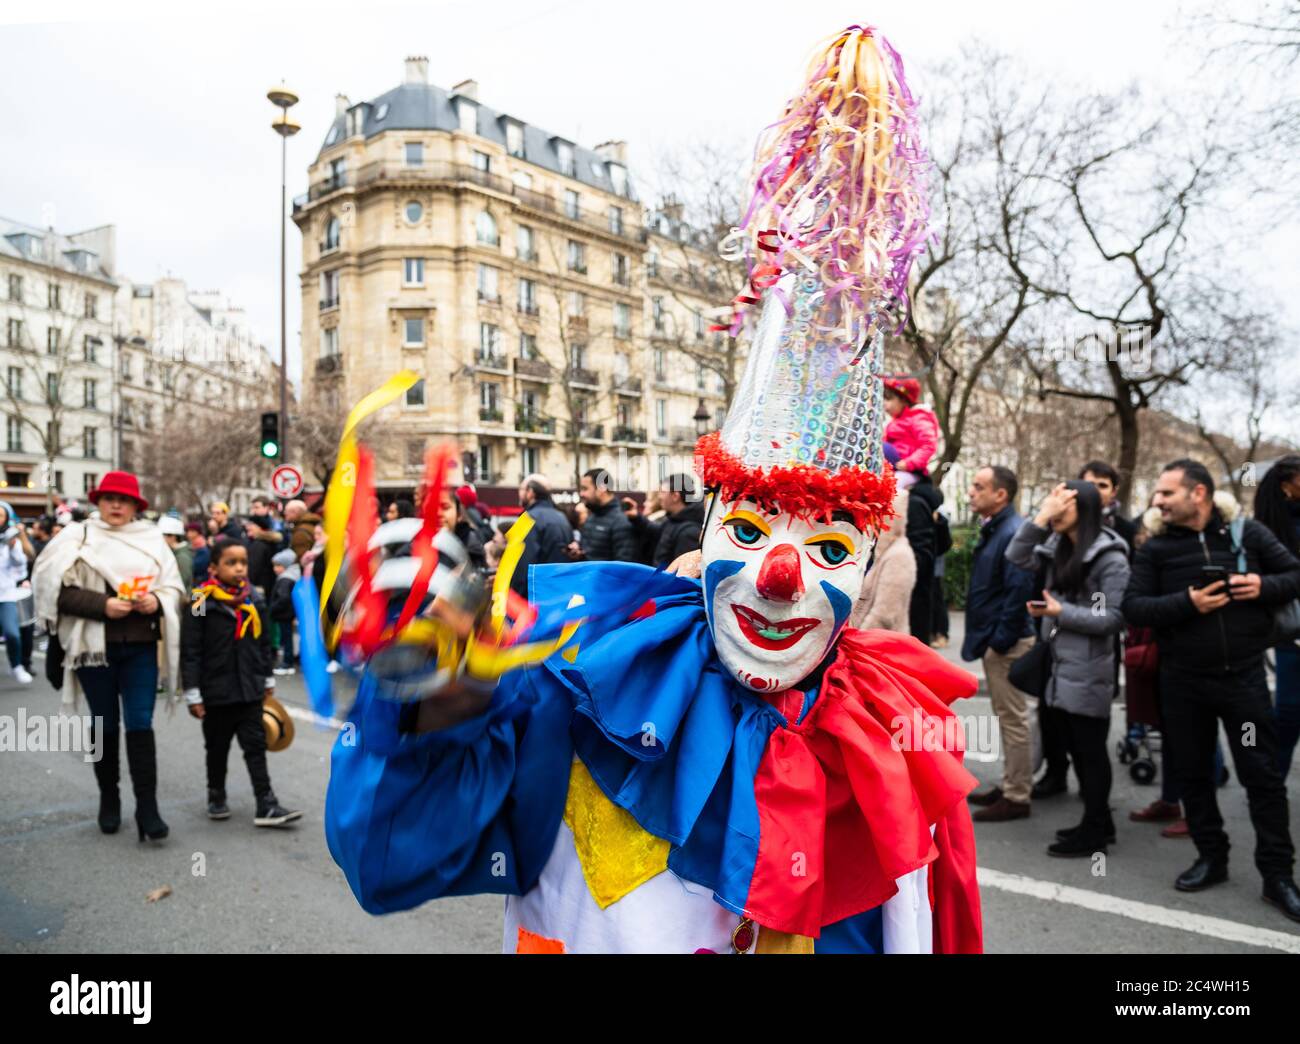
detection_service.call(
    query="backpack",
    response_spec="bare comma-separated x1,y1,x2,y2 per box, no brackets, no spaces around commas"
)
1229,517,1300,642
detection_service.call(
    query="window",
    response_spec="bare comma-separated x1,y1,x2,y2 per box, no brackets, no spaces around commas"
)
46,373,58,403
569,343,587,370
120,354,131,381
519,331,537,360
83,426,98,459
471,150,491,173
49,283,61,311
475,210,499,246
505,122,524,158
7,274,20,301
564,189,580,219
521,445,539,476
44,327,58,353
405,379,425,407
567,240,586,273
715,406,727,429
6,366,20,398
609,206,623,235
479,323,500,358
646,250,659,278
84,378,96,409
83,473,97,494
84,335,97,362
6,318,21,348
520,389,539,417
320,270,340,309
477,264,499,302
616,401,630,427
557,142,574,177
324,216,340,251
479,382,499,411
694,311,705,340
518,278,537,315
478,443,492,481
568,290,585,317
321,327,339,358
653,347,665,379
457,99,477,134
696,363,706,391
512,170,533,189
657,455,669,483
516,224,536,261
161,366,174,391
405,141,424,166
656,399,667,437
403,318,425,346
5,417,21,452
403,257,425,286
405,200,423,224
612,252,629,285
652,296,664,331
613,352,630,383
85,293,98,319
614,302,631,338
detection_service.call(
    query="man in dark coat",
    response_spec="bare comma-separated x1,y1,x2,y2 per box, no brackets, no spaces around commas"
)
1122,458,1300,920
962,465,1035,822
244,514,284,600
511,477,573,597
578,468,638,563
654,473,705,569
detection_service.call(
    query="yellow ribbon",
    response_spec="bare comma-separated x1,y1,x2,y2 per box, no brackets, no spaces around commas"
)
319,370,422,629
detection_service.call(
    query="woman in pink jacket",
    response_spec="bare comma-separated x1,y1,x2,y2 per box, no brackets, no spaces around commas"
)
882,378,939,483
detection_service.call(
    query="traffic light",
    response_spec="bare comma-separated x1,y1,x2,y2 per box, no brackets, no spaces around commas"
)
260,411,280,459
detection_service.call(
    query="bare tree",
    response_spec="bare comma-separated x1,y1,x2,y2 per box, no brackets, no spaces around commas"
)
148,402,269,513
1022,87,1240,511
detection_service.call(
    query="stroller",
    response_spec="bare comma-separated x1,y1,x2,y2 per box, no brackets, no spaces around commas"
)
1117,626,1161,784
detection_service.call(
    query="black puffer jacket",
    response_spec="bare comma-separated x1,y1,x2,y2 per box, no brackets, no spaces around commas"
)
511,498,573,597
580,499,638,562
247,530,285,599
181,587,274,705
1122,509,1300,672
654,500,706,568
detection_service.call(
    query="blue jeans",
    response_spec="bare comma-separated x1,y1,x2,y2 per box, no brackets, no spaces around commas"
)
1276,643,1300,777
0,601,20,669
75,642,159,733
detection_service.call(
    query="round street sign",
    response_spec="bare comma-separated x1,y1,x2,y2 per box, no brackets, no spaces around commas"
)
271,464,304,499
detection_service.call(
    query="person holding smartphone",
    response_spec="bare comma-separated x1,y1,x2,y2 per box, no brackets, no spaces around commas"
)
0,503,36,684
1007,481,1130,856
1122,459,1300,923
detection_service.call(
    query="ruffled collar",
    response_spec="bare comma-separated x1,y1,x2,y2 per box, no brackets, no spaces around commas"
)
531,562,979,936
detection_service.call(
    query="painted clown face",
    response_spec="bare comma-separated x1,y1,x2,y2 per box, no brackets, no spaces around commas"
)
701,496,875,693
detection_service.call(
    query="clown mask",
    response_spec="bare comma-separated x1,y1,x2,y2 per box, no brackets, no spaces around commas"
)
701,496,875,694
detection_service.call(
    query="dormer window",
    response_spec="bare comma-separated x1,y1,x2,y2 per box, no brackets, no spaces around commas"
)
457,98,477,135
505,121,524,158
375,102,389,121
556,141,574,177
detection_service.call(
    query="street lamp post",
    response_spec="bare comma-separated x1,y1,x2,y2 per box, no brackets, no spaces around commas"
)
693,398,711,437
268,84,300,466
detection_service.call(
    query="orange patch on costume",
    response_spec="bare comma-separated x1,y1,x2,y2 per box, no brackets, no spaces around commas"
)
516,927,566,954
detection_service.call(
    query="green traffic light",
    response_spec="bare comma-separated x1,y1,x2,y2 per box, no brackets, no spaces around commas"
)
261,440,279,459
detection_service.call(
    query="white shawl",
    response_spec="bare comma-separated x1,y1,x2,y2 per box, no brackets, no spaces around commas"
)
32,518,186,708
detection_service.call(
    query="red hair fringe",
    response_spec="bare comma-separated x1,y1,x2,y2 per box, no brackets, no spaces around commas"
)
695,431,897,535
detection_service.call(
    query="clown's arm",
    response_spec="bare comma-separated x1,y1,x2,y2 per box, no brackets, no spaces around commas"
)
325,665,574,915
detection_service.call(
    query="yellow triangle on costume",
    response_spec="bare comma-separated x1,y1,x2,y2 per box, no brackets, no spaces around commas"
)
563,759,668,909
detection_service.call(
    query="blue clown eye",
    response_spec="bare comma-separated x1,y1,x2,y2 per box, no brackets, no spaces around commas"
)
818,543,849,565
730,522,763,545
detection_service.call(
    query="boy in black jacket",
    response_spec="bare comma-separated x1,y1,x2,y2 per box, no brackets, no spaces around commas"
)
183,538,301,827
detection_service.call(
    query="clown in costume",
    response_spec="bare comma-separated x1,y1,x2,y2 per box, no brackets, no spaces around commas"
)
323,25,983,954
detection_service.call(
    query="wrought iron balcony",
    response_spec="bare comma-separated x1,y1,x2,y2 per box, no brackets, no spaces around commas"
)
566,422,604,441
514,357,554,380
566,366,599,387
478,407,504,423
612,376,643,395
612,426,647,444
474,352,508,371
515,412,556,435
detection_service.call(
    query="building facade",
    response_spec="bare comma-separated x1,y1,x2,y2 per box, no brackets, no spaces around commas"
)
0,218,118,513
293,57,743,504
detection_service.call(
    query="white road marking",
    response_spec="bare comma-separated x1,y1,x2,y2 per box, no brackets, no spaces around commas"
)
978,866,1300,953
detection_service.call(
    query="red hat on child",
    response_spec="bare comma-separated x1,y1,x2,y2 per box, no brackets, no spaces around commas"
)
454,485,477,509
882,377,921,406
89,471,149,511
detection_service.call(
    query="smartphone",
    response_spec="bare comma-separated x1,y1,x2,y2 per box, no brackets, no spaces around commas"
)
1197,565,1229,591
1027,600,1048,610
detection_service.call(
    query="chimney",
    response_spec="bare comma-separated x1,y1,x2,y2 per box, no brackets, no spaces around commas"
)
594,140,627,166
451,78,478,100
660,195,684,222
335,93,350,116
405,56,429,84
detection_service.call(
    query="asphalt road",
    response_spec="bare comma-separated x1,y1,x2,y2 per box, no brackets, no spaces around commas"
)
2,642,1298,954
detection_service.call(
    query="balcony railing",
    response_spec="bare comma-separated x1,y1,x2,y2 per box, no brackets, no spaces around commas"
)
316,355,342,376
670,425,699,444
475,352,508,370
568,262,587,275
478,407,504,423
566,366,599,387
517,250,539,264
566,422,604,441
612,426,647,444
517,302,540,317
320,297,339,311
612,376,643,395
515,412,556,435
313,160,643,240
514,357,554,380
477,290,501,304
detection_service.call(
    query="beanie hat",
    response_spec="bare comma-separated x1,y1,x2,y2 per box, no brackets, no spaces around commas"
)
272,548,298,568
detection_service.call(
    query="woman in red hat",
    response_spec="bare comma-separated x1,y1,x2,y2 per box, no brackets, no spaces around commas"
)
881,377,940,484
32,471,186,841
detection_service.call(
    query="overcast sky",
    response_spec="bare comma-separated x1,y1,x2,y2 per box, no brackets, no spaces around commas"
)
1,0,1292,397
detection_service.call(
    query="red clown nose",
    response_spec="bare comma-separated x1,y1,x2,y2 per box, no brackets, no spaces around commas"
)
755,543,805,604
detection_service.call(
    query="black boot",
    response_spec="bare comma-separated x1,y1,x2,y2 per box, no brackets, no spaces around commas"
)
1055,817,1117,845
91,726,120,834
1175,857,1228,892
207,789,230,820
1262,877,1300,923
125,730,169,842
